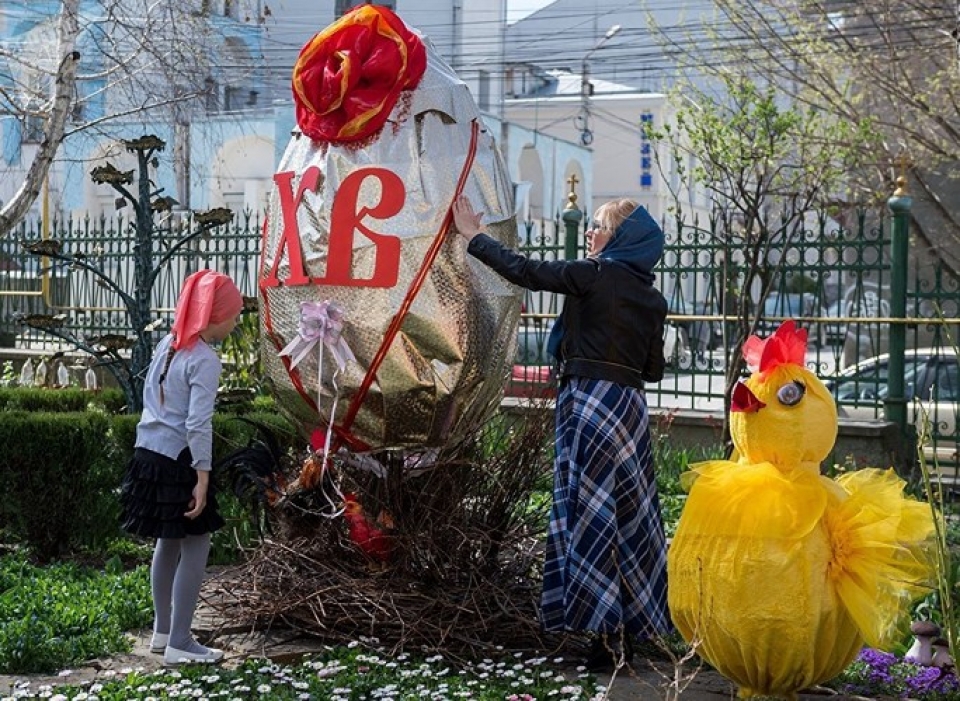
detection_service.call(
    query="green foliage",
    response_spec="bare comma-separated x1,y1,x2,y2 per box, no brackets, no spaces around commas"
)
651,429,724,538
645,75,882,444
0,411,115,561
652,432,724,496
7,648,599,699
648,75,879,217
0,360,16,386
220,312,263,391
785,272,818,294
0,401,298,563
0,554,151,674
913,402,960,672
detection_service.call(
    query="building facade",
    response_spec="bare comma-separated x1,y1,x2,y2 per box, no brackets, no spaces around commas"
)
0,0,587,224
0,0,275,218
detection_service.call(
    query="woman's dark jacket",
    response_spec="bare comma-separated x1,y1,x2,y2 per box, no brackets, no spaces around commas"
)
467,234,667,390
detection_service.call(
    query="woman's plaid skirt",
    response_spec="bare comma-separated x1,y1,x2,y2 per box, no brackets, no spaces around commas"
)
540,376,671,636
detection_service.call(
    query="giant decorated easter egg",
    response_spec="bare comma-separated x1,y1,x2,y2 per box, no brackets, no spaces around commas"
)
260,5,522,451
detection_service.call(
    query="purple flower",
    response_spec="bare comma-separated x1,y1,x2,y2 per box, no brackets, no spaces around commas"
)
839,647,960,700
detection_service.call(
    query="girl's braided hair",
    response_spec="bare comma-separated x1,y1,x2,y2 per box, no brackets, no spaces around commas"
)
157,341,177,405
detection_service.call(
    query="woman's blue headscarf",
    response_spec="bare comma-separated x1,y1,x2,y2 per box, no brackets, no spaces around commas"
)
546,204,664,360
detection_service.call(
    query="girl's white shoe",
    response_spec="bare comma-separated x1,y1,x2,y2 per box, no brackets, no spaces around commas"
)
163,645,224,665
149,633,169,653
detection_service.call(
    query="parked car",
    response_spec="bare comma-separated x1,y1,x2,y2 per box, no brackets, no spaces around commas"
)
818,299,848,346
758,293,817,334
507,323,556,399
667,300,723,353
823,348,959,473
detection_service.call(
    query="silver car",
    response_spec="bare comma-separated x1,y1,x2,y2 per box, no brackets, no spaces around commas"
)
824,348,959,475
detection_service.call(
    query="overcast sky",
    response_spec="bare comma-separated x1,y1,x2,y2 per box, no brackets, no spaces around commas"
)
507,0,552,23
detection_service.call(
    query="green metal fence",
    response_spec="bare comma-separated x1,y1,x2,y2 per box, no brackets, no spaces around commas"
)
1,208,957,476
514,206,959,478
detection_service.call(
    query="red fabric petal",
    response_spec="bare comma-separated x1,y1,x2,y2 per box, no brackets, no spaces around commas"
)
293,5,426,144
759,320,808,374
742,334,766,374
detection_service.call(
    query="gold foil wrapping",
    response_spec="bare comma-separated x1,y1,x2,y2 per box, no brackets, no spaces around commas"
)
261,39,522,450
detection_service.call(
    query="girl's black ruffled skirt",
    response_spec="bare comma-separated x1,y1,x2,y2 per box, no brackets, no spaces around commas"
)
120,447,225,539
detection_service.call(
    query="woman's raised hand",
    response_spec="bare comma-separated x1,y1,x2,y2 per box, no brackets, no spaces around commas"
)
452,195,484,241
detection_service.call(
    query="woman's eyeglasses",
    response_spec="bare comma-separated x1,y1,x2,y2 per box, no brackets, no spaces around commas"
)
590,222,614,233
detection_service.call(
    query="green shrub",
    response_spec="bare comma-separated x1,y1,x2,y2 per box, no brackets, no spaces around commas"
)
0,406,298,562
0,412,114,561
0,387,126,413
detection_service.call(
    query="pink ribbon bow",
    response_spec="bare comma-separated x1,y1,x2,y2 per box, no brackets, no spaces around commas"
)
279,300,356,372
279,300,356,517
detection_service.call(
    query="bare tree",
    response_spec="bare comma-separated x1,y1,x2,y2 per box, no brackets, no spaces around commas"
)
0,0,81,237
647,74,875,439
0,0,267,236
648,0,960,273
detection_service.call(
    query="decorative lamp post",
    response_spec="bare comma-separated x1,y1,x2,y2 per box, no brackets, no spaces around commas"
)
885,155,912,435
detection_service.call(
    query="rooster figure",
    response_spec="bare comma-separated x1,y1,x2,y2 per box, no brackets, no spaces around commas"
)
215,418,287,535
343,493,396,566
667,321,935,700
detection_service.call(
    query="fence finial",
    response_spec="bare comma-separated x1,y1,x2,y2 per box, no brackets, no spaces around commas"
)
564,173,581,212
893,151,911,196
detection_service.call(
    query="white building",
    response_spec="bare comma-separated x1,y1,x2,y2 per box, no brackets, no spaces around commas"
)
503,0,717,225
0,0,274,220
505,70,710,234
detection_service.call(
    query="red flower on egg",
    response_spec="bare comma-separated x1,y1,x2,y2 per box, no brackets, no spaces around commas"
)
292,5,427,144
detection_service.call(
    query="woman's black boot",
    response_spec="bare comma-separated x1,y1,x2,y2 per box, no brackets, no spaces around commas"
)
585,633,633,672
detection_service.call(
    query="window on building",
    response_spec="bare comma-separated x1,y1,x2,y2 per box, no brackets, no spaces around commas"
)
22,114,44,143
335,0,394,16
204,78,219,113
224,86,241,111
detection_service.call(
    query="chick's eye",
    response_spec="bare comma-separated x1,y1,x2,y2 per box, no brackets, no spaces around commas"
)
777,380,806,407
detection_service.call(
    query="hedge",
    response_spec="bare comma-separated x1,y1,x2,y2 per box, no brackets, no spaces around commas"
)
0,406,298,562
0,387,127,414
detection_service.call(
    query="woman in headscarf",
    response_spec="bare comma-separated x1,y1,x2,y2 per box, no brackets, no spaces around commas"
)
120,269,244,665
453,195,670,670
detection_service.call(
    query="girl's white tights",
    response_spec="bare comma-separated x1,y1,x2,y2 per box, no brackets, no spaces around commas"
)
152,533,213,653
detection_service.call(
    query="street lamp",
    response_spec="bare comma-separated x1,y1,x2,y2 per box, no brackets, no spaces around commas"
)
578,24,621,146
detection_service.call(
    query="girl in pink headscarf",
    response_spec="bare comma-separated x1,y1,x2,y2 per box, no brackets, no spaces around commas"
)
120,269,243,665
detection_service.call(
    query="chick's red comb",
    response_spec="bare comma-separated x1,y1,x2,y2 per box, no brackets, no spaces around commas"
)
742,320,808,374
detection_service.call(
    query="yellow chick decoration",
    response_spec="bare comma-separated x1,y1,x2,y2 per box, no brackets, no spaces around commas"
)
668,320,935,700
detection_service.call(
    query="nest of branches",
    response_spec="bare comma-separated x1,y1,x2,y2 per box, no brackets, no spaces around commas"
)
210,400,579,660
